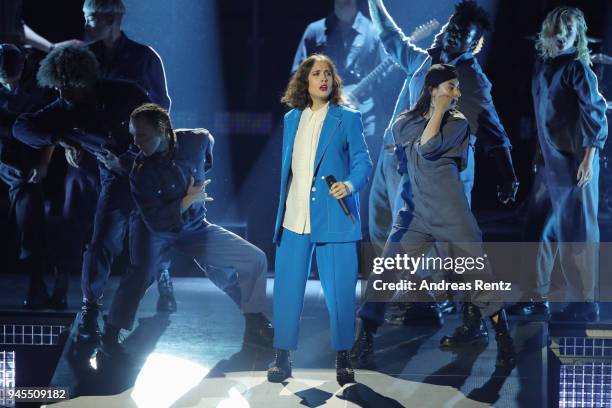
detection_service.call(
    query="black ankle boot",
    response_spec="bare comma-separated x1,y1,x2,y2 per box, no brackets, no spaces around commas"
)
98,324,129,360
22,258,49,309
508,301,550,317
350,319,374,364
23,276,49,309
336,350,355,386
77,302,100,342
400,302,444,326
440,302,488,348
489,309,516,367
156,269,177,313
267,349,291,383
553,302,599,322
243,313,273,348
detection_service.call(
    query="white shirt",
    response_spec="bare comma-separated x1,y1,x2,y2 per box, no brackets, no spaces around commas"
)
283,103,329,234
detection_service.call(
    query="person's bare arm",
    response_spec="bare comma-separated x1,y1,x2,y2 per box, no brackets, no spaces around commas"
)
24,24,84,52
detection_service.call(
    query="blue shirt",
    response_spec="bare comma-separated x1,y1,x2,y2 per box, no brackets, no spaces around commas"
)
130,128,214,233
88,31,171,110
291,11,383,82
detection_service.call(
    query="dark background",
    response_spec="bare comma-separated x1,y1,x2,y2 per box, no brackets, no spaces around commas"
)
1,0,610,276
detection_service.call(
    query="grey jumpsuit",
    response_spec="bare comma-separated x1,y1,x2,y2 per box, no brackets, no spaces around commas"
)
360,110,500,328
531,49,608,301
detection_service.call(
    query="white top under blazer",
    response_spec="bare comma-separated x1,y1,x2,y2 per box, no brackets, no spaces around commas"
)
282,102,329,234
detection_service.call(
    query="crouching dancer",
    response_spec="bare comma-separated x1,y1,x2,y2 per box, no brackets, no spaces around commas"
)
100,103,273,357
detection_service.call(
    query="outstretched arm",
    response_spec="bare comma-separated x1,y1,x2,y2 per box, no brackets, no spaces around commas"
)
368,0,428,75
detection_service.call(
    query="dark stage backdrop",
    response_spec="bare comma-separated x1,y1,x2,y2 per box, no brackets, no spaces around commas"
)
0,0,609,277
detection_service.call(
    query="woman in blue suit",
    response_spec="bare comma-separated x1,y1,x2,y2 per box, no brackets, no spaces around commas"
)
268,54,372,385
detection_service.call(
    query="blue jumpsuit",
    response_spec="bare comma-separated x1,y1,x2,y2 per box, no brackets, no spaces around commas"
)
60,32,172,278
531,49,608,301
367,4,511,254
13,79,150,304
361,111,501,329
107,129,268,330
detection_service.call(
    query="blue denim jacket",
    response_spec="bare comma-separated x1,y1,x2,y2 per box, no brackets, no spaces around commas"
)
130,128,214,233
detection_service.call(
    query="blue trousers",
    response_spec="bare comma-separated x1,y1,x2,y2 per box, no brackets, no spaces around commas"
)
273,228,358,351
107,213,268,330
538,157,600,301
368,145,402,256
80,172,133,304
60,156,99,276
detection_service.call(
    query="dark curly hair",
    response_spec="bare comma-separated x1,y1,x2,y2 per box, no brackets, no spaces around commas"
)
452,0,491,39
281,54,344,109
130,103,176,151
36,45,98,89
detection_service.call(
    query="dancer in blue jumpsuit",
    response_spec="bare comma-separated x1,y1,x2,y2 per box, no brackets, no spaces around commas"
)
98,103,272,358
364,0,519,325
355,64,515,367
0,44,54,308
12,46,150,341
267,54,372,386
59,0,177,313
525,6,607,321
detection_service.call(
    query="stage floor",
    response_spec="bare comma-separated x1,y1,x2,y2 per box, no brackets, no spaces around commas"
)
0,275,609,407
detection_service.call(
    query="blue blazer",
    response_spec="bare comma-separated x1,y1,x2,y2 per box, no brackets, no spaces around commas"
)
273,104,372,244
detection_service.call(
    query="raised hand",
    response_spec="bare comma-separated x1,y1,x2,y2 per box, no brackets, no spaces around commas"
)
181,177,214,212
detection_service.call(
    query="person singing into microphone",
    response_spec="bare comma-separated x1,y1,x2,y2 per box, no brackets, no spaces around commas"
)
268,54,372,385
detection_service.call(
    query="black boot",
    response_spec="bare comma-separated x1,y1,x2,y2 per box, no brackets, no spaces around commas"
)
440,303,488,348
397,302,444,326
22,258,49,309
97,323,129,361
336,350,355,386
23,276,49,309
489,309,516,367
156,269,177,313
508,300,550,317
553,302,599,322
267,349,291,383
243,313,273,348
77,302,100,342
350,319,374,364
48,291,68,310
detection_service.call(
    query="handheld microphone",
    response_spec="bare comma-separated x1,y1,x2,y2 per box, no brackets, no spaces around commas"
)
325,175,355,224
